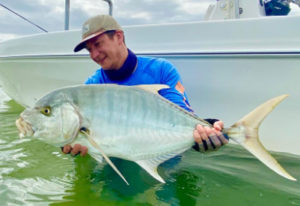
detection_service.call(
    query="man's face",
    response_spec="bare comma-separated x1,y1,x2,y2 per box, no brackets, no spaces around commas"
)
85,31,123,70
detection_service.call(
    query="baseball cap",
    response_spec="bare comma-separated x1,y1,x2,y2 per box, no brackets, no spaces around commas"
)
74,15,122,52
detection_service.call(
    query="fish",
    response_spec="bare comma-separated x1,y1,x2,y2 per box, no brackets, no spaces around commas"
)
16,84,296,185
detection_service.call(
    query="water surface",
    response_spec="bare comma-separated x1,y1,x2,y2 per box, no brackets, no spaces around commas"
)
0,90,300,206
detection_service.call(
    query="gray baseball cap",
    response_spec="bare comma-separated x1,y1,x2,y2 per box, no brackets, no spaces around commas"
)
74,15,122,52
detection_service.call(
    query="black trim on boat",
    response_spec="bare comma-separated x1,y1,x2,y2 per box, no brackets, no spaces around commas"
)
1,51,300,59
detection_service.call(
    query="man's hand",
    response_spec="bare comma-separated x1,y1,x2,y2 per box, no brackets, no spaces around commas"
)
193,121,228,152
62,144,88,156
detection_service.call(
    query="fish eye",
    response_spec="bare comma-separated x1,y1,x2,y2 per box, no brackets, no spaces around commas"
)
80,127,90,135
41,106,51,116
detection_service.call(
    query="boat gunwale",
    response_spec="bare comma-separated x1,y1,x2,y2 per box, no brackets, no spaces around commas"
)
1,51,300,59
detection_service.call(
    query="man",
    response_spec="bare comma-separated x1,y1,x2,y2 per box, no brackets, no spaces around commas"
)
62,15,228,156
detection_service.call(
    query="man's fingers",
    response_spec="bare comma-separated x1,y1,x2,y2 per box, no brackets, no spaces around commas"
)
213,121,224,131
62,145,72,154
208,134,222,149
218,133,229,145
71,144,81,156
193,141,206,152
193,123,228,152
195,125,208,142
62,144,89,156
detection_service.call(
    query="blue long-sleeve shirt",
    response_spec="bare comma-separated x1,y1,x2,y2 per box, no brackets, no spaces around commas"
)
85,55,193,112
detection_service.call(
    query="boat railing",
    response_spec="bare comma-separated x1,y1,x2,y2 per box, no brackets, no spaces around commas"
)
64,0,113,30
289,0,300,6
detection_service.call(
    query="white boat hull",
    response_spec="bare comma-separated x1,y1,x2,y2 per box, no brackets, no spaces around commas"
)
0,15,300,155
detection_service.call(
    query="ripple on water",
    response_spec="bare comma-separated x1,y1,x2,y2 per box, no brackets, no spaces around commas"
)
1,176,74,205
0,104,76,205
290,198,300,206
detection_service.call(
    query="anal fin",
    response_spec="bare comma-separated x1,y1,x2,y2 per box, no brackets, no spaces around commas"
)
135,160,165,183
135,149,188,183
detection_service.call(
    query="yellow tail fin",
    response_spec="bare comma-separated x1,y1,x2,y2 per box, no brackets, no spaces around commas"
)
224,95,296,181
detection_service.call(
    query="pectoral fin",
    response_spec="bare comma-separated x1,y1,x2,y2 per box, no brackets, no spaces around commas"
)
80,129,129,185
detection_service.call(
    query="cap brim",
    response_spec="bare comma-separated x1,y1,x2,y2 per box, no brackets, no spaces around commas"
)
73,30,106,52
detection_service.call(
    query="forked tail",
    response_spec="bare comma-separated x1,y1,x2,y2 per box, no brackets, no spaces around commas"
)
224,94,296,181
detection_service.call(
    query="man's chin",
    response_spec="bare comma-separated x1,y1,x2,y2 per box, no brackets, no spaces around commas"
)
101,65,110,70
99,62,110,70
101,65,118,70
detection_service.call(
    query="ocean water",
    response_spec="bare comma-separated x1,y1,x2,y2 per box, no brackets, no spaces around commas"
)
1,90,300,206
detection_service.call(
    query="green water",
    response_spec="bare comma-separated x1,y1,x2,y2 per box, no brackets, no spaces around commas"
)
1,97,300,206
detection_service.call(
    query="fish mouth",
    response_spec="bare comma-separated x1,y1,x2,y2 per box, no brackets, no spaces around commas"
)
16,117,34,138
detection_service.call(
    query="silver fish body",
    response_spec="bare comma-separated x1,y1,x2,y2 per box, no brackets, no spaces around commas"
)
16,84,296,183
71,84,203,159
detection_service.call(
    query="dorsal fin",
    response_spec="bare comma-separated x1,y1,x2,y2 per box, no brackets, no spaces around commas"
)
135,84,169,94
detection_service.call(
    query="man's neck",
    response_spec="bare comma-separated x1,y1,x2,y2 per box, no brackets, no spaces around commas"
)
103,49,137,81
114,46,129,70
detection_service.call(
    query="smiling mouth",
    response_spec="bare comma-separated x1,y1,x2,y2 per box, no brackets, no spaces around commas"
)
99,56,107,64
16,117,34,138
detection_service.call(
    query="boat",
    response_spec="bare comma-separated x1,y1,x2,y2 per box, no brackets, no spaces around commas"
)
0,0,300,155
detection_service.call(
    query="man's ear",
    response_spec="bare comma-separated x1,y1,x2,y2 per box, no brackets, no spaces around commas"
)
115,30,124,45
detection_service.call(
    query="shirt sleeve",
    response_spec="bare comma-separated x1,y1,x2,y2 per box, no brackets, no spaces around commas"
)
156,59,194,112
85,69,102,84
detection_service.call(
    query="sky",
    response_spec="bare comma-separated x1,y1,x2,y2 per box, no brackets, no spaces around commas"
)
0,0,300,42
